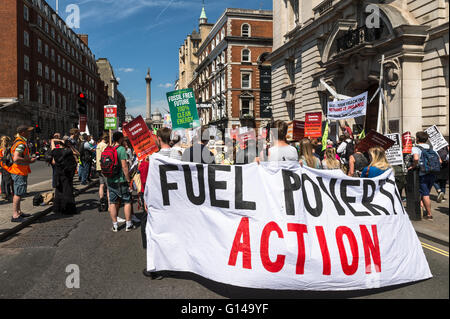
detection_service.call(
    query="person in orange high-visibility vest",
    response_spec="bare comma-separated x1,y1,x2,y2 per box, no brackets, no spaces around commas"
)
10,125,36,223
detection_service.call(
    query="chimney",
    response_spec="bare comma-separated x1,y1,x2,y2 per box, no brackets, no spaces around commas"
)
79,34,89,46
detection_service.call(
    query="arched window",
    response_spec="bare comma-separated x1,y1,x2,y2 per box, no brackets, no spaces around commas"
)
242,49,250,62
242,24,250,37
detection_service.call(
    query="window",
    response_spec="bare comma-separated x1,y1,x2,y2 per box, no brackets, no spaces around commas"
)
242,73,251,88
38,62,43,76
45,85,50,105
45,65,49,79
24,31,30,47
286,57,295,84
24,5,29,21
37,15,42,27
241,99,251,115
51,69,55,82
51,90,56,107
37,85,43,104
45,22,49,34
242,24,250,37
24,80,30,102
38,39,42,53
24,55,30,71
287,101,295,120
242,49,250,62
44,44,49,57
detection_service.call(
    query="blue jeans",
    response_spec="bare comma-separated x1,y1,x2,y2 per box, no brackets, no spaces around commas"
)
79,162,90,184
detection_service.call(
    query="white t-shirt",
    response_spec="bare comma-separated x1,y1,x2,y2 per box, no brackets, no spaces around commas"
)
268,145,299,162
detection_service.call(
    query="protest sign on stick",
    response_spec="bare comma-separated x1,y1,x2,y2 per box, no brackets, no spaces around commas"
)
123,116,158,161
166,88,200,130
357,129,395,153
425,125,448,152
384,133,403,166
402,132,413,154
305,113,322,138
287,121,305,141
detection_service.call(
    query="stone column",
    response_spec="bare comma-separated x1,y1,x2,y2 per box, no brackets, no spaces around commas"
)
400,55,423,135
145,68,152,121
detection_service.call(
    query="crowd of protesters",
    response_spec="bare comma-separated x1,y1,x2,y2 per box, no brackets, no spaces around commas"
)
0,120,448,280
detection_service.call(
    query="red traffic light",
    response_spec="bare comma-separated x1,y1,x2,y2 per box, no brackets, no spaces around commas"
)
78,92,85,99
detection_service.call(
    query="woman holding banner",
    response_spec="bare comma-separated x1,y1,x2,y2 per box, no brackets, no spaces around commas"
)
298,138,321,169
321,148,342,170
361,146,391,178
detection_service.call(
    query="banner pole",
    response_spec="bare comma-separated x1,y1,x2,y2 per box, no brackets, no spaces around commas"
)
109,129,112,145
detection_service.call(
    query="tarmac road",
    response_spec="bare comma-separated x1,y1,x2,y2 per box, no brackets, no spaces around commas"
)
0,186,448,300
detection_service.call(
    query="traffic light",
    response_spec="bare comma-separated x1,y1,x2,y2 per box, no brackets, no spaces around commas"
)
35,124,41,134
77,92,87,115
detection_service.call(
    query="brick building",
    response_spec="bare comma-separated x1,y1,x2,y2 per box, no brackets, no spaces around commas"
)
0,0,108,139
188,8,273,133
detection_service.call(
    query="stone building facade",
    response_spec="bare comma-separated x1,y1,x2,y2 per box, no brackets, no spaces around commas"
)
270,0,449,139
96,58,127,128
0,0,107,138
178,5,214,90
189,8,273,131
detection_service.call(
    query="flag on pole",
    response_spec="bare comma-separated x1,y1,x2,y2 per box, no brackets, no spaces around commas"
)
359,129,366,140
322,121,329,151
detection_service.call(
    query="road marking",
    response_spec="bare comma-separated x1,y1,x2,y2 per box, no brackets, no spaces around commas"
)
28,179,52,190
421,242,449,257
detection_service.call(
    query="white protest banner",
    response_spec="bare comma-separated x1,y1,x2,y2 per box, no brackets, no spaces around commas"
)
384,133,403,166
327,92,368,120
425,125,448,152
144,154,432,291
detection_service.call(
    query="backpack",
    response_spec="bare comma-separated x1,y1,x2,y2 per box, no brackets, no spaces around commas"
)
0,147,14,168
417,146,441,174
100,145,120,178
0,138,23,168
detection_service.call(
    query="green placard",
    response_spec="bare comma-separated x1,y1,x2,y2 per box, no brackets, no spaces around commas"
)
166,88,200,130
105,117,117,130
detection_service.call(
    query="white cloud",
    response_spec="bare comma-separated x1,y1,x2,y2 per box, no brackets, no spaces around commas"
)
158,83,174,88
118,68,135,73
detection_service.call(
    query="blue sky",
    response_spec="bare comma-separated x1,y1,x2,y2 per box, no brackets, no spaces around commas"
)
50,0,273,118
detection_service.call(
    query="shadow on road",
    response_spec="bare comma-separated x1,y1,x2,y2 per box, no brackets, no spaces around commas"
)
158,270,429,299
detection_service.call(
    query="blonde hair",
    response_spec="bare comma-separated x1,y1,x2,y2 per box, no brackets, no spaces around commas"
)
0,136,11,149
324,148,341,169
299,138,317,168
368,146,391,170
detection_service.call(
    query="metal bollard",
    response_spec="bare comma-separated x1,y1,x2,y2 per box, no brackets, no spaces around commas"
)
406,169,421,220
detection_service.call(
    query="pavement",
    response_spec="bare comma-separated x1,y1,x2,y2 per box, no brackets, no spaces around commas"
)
0,171,97,242
0,171,448,246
